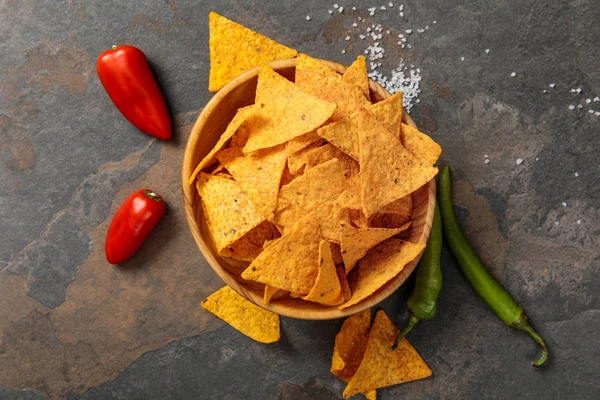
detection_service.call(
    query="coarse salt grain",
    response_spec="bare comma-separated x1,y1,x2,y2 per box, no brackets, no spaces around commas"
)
543,90,548,93
353,22,358,27
380,6,386,10
345,35,350,40
484,159,490,164
484,154,489,158
578,104,583,109
554,221,560,226
577,220,581,224
433,20,437,23
386,30,390,34
399,12,404,17
333,3,339,8
360,34,366,39
596,111,600,116
570,89,577,93
399,4,404,10
417,28,425,33
405,29,412,33
516,158,523,165
586,98,592,103
576,88,582,93
568,105,575,110
574,172,579,177
368,7,376,15
389,2,394,6
353,6,357,10
594,97,600,102
460,56,465,61
339,6,344,12
511,72,517,77
562,202,567,207
306,15,311,20
549,83,556,88
341,49,346,54
485,48,490,54
328,9,333,14
589,109,594,114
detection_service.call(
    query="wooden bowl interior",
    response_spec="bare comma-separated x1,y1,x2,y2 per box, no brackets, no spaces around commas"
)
182,58,436,320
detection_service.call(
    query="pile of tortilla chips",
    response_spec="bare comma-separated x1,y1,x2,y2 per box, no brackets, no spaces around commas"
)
331,309,432,398
193,12,441,311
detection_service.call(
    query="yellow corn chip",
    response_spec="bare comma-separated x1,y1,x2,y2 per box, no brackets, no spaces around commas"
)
357,109,438,219
340,222,409,273
189,104,260,184
263,285,279,305
273,159,346,227
379,195,413,216
343,55,370,100
201,286,280,343
331,309,371,380
220,221,277,261
343,310,431,397
242,65,336,153
285,130,323,155
330,242,343,265
196,173,265,253
288,143,359,178
280,163,296,186
340,239,425,309
295,54,370,121
317,115,359,160
331,309,377,400
215,144,287,219
366,92,403,137
314,200,349,243
336,265,352,301
349,208,369,229
302,241,344,305
242,213,321,294
400,123,442,166
208,12,298,92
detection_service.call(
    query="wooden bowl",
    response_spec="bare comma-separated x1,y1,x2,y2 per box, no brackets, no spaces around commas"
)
182,58,436,320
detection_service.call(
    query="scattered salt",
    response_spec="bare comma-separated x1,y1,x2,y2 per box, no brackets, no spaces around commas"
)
554,221,560,226
576,88,582,93
405,29,412,33
359,34,366,39
339,6,344,12
399,4,404,10
578,104,583,109
574,172,579,177
417,28,425,33
516,158,523,165
562,202,567,207
333,3,339,8
485,48,490,54
484,159,490,164
549,83,556,88
399,12,404,17
460,56,465,61
577,220,581,225
345,35,350,41
368,7,376,15
535,157,539,161
386,30,390,34
586,98,592,104
389,2,394,7
484,154,489,158
594,97,600,102
543,90,548,93
426,25,429,30
568,105,575,110
510,72,517,77
380,6,386,10
306,15,311,20
588,109,594,114
328,9,333,14
353,22,358,27
570,89,577,93
596,111,600,116
433,20,437,23
353,6,357,10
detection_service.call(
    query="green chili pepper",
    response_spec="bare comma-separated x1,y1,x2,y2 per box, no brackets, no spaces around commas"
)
391,204,443,350
438,165,548,367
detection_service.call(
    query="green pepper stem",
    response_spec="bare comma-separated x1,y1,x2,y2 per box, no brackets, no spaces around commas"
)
513,313,548,367
391,313,420,350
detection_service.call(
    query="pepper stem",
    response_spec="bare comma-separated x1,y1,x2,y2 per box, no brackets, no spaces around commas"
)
112,45,118,50
513,313,548,367
143,190,162,202
391,313,419,350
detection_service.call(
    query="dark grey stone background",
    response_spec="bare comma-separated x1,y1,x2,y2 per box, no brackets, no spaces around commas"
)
1,0,598,399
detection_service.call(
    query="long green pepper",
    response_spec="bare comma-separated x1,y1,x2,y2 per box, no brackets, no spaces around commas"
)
392,204,443,350
438,165,548,367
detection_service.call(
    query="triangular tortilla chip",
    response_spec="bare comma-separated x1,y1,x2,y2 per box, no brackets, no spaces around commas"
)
242,65,336,153
215,144,287,219
340,222,410,273
202,286,280,343
357,109,438,219
331,309,371,380
263,285,279,305
208,12,298,92
288,143,359,178
366,92,403,137
330,242,343,265
273,159,346,227
317,115,359,160
343,55,370,100
336,265,352,301
400,123,442,166
302,241,344,305
196,173,265,253
242,213,321,294
339,239,425,309
343,310,431,397
379,195,413,216
220,221,278,261
189,104,260,184
295,54,370,121
285,130,323,155
314,201,349,243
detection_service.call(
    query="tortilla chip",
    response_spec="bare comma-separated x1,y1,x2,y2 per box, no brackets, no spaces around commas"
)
273,159,346,228
340,222,409,273
285,130,323,155
196,173,265,253
242,213,321,294
357,109,438,219
343,55,370,100
331,309,371,380
343,310,431,397
220,221,278,261
317,115,359,160
336,265,352,301
215,144,287,218
295,54,370,121
366,92,403,137
400,123,442,166
288,143,359,179
379,195,413,216
201,286,280,343
263,285,279,305
242,65,336,153
208,12,298,92
349,208,369,229
314,201,349,243
280,163,296,186
330,242,343,265
371,214,412,230
339,239,425,309
302,241,344,305
189,104,260,184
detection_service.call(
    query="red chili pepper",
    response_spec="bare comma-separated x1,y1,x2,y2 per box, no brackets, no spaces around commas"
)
105,189,166,265
97,45,172,140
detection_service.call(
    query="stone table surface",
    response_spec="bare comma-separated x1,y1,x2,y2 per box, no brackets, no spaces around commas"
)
1,1,599,399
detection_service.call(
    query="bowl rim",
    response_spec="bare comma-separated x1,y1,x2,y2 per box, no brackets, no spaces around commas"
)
181,57,436,320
